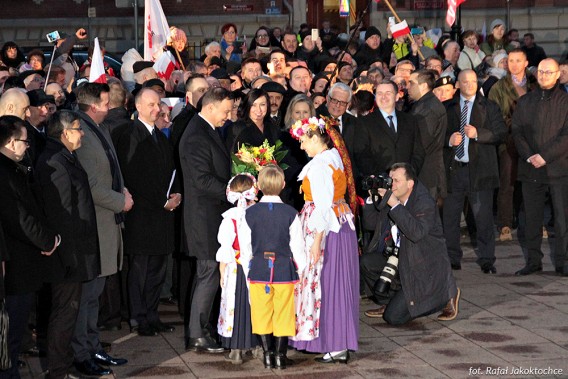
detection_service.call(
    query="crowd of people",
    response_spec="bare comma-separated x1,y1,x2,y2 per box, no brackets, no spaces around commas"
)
0,16,567,378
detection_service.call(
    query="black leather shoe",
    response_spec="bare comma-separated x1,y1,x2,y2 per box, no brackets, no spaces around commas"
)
185,336,224,353
315,350,350,364
515,265,542,276
481,265,497,274
74,359,113,376
152,322,175,333
137,325,158,336
94,350,127,366
451,263,461,270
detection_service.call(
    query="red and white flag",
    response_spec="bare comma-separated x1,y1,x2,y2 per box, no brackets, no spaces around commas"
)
144,0,170,61
89,37,106,84
391,20,411,39
153,50,176,80
446,0,466,27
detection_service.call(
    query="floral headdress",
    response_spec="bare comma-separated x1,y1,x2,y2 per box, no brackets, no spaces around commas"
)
289,117,327,140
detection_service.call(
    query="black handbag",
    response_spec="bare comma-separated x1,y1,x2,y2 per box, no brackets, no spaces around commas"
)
0,300,10,370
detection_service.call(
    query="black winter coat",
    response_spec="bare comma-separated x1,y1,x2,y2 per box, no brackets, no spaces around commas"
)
512,84,568,184
116,120,177,255
0,153,57,295
35,139,100,283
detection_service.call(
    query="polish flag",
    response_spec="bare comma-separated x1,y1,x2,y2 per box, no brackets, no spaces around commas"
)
144,0,170,61
446,0,466,27
89,38,106,84
153,50,176,80
391,20,411,39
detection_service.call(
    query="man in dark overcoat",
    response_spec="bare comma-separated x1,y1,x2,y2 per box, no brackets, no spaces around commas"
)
442,69,506,273
35,110,100,379
179,87,233,352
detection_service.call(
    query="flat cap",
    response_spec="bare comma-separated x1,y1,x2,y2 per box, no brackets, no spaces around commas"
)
132,61,154,73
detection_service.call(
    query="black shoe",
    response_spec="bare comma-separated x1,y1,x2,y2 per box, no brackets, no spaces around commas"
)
481,265,497,274
451,263,462,270
74,359,113,376
98,323,122,331
93,350,127,366
151,321,175,333
515,265,542,276
274,336,289,370
185,336,224,353
159,296,178,306
137,324,158,337
315,350,350,364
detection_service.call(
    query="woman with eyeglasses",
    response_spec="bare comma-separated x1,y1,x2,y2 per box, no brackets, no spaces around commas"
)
245,26,275,59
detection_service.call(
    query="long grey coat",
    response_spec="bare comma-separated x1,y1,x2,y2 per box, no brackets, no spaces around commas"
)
75,112,124,276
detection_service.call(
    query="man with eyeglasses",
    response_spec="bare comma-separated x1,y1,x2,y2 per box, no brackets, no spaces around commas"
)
512,58,568,276
20,70,46,91
354,79,424,194
316,82,356,154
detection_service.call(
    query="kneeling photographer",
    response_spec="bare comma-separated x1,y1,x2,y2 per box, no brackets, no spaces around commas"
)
360,163,460,325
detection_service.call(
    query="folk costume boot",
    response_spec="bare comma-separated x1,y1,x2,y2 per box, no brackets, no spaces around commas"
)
258,334,275,368
274,336,292,370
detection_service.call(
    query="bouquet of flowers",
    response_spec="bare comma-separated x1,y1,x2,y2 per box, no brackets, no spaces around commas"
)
232,139,288,175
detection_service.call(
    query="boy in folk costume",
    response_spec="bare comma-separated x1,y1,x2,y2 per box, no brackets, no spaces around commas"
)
239,165,306,370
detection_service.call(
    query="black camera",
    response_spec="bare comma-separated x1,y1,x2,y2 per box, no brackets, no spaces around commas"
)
362,174,393,192
376,243,399,294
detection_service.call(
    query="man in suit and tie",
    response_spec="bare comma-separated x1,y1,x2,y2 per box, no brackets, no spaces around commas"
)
316,82,357,155
354,79,424,194
116,88,181,336
73,83,132,376
180,88,233,353
442,69,506,274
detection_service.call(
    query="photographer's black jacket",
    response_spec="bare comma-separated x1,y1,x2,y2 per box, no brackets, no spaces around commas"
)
366,181,458,317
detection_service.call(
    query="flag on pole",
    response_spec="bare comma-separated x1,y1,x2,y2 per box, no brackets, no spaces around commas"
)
446,0,466,27
153,50,177,80
391,20,411,39
89,37,107,84
144,0,170,61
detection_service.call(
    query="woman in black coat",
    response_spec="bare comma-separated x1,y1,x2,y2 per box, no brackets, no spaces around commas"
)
34,110,100,379
0,116,59,378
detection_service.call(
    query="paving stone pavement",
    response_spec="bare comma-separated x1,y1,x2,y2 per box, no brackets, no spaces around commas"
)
19,232,568,378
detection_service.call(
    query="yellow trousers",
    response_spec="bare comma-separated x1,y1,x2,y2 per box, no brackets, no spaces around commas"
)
249,283,295,337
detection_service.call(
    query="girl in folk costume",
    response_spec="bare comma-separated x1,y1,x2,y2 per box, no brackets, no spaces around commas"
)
289,117,359,363
216,173,259,364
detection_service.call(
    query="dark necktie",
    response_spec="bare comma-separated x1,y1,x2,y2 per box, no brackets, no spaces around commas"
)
387,115,395,134
456,100,469,159
151,128,158,143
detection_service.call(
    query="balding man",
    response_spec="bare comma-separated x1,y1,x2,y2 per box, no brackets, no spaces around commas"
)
116,88,180,336
512,58,568,276
443,69,506,274
0,88,30,119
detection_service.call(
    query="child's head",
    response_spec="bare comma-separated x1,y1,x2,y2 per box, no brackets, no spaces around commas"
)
258,164,285,196
226,173,257,206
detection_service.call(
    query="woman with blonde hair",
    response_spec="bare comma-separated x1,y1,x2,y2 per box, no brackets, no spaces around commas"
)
167,27,190,70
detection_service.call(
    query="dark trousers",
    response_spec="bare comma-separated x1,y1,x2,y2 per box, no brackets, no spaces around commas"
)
497,141,518,229
98,273,123,328
522,180,568,270
0,293,34,379
47,282,82,379
443,165,495,268
128,254,168,328
186,259,219,339
72,277,105,362
360,252,445,325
